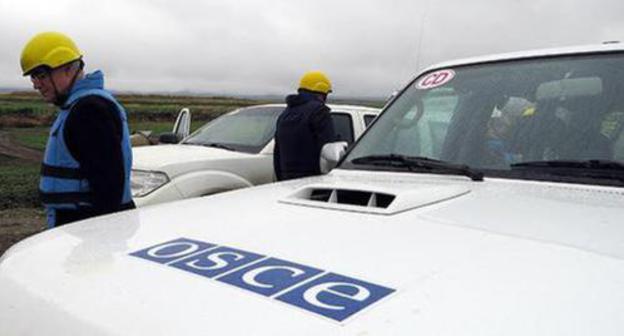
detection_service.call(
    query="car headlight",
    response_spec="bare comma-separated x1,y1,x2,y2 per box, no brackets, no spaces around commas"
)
131,170,170,197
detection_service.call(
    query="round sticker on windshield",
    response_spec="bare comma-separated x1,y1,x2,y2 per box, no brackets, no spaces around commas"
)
416,69,455,90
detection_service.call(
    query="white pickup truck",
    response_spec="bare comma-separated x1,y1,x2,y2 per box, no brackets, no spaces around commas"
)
131,104,380,206
2,44,624,335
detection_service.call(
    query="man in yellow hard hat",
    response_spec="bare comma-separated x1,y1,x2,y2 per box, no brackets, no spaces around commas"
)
20,32,135,228
273,71,336,181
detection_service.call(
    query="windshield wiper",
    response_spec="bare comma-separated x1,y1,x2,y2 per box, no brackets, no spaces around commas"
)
510,160,624,182
511,160,624,170
351,154,484,181
203,143,236,151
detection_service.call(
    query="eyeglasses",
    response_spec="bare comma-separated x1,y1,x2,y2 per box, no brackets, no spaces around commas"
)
30,68,50,81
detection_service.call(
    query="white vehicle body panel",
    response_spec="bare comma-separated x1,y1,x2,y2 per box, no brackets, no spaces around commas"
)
132,104,380,207
1,170,624,335
421,43,624,74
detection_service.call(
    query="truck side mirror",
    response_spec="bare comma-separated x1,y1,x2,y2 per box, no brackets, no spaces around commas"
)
320,141,348,173
159,132,180,144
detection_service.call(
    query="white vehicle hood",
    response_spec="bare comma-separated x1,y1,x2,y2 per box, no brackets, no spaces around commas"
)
132,144,256,177
1,170,624,335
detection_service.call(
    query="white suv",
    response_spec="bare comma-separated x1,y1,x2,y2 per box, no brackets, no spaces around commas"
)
131,104,380,206
2,45,624,335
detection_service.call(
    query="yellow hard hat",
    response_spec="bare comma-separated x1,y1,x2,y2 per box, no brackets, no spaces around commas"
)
299,71,333,94
20,32,82,76
522,106,536,117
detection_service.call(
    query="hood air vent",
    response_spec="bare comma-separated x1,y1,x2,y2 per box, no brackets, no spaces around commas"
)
309,188,395,208
281,184,471,215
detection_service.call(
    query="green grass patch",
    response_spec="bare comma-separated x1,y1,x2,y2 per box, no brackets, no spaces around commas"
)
7,122,205,153
130,122,174,135
0,157,41,210
7,127,49,150
129,121,204,135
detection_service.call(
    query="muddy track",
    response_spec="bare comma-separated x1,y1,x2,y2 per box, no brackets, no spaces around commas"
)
0,208,45,256
0,131,42,162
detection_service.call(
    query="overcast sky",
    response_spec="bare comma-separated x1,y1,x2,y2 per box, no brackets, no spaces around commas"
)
1,0,623,97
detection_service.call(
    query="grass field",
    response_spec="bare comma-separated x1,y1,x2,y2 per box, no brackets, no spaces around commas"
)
5,127,48,150
0,91,273,150
0,91,274,124
7,122,203,151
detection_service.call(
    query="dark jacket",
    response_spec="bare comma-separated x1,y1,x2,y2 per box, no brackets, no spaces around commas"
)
54,95,135,225
273,92,335,181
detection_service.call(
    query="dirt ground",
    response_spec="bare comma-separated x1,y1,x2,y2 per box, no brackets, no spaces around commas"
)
0,208,46,256
0,130,43,162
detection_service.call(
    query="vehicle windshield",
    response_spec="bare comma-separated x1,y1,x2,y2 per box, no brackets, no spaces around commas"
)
343,53,624,186
183,106,283,153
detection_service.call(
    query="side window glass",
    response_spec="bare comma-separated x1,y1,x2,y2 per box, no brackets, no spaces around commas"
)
331,113,355,144
364,114,377,127
602,110,624,160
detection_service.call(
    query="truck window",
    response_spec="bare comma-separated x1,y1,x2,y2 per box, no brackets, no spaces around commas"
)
364,114,377,127
343,53,624,187
331,113,355,144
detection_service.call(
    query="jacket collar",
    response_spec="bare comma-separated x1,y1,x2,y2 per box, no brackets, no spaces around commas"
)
61,71,105,109
69,70,105,95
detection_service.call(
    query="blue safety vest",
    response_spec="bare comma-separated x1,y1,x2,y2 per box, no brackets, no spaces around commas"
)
40,71,133,228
